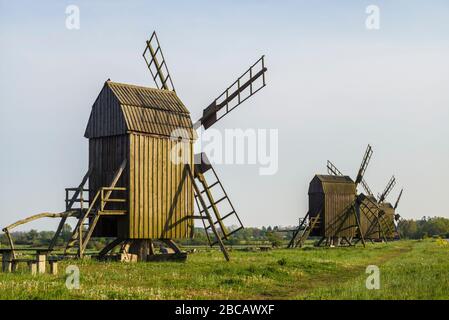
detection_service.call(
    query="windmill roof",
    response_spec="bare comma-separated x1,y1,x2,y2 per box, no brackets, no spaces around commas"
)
309,174,355,194
315,175,354,183
106,81,190,114
85,81,196,140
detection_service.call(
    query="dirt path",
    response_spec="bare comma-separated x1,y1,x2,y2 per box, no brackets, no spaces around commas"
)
255,242,415,299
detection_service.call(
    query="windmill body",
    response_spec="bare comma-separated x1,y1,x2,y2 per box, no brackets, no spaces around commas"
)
85,81,196,240
308,175,357,239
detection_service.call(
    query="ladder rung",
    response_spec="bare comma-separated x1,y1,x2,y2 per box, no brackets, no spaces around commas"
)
199,196,227,213
103,198,126,203
200,181,220,194
99,210,127,216
219,211,236,221
210,226,244,246
204,211,237,230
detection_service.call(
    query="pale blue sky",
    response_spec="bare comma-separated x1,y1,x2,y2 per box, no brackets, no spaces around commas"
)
0,0,448,230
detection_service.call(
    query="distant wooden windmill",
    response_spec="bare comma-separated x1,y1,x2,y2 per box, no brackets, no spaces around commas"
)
377,178,403,240
2,31,267,262
288,145,377,248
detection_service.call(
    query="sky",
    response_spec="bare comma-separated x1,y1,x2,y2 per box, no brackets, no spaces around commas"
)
0,0,448,231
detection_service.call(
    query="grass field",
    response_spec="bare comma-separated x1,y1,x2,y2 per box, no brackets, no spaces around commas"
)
0,239,448,300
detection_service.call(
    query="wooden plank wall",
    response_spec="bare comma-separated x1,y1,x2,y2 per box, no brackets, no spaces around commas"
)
84,85,127,138
129,133,194,239
308,193,324,236
323,192,356,238
89,135,129,238
360,197,380,239
308,176,356,238
379,204,396,238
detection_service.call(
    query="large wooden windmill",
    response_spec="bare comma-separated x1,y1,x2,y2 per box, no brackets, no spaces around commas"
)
288,145,376,248
2,31,267,262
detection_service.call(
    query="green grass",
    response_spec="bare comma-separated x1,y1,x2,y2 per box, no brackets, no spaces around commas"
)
0,239,448,300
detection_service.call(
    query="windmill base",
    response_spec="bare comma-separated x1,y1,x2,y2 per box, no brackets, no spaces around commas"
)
97,238,187,262
314,236,355,247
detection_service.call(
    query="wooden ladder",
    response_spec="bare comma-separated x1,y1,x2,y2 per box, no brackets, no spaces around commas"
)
48,167,92,251
64,160,127,258
288,210,322,248
194,168,244,247
295,215,321,248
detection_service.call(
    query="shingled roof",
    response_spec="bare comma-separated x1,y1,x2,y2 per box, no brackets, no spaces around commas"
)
85,81,196,140
309,174,356,194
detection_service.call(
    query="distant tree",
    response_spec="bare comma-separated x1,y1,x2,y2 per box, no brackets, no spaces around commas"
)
26,229,39,242
266,231,282,248
398,219,418,238
61,224,73,241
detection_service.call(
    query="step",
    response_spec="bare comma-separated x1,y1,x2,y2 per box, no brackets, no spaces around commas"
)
99,210,127,216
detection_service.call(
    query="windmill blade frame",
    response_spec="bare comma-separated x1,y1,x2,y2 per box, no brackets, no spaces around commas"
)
142,31,176,91
355,144,373,186
194,56,267,130
394,188,403,210
378,175,396,203
360,178,374,197
327,160,343,176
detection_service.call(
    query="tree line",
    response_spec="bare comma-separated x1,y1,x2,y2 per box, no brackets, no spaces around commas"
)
397,216,449,239
0,217,448,248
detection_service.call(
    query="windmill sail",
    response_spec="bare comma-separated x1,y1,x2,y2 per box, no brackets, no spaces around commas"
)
360,179,374,197
378,176,396,203
194,56,267,130
394,188,403,210
143,31,176,91
327,160,343,176
355,144,373,186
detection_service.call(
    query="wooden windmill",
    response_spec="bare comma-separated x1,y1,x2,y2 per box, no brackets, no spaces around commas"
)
323,162,390,244
377,177,401,240
2,31,267,262
288,145,375,248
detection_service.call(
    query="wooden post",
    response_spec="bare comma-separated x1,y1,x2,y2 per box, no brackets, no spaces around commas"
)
128,240,154,261
1,252,12,273
28,261,37,275
353,204,366,248
36,254,46,274
49,261,58,275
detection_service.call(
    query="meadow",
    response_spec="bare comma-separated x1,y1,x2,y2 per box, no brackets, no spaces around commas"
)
0,239,448,300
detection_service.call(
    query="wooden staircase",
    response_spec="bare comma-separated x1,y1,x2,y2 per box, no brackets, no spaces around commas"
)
288,211,322,248
64,160,127,258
